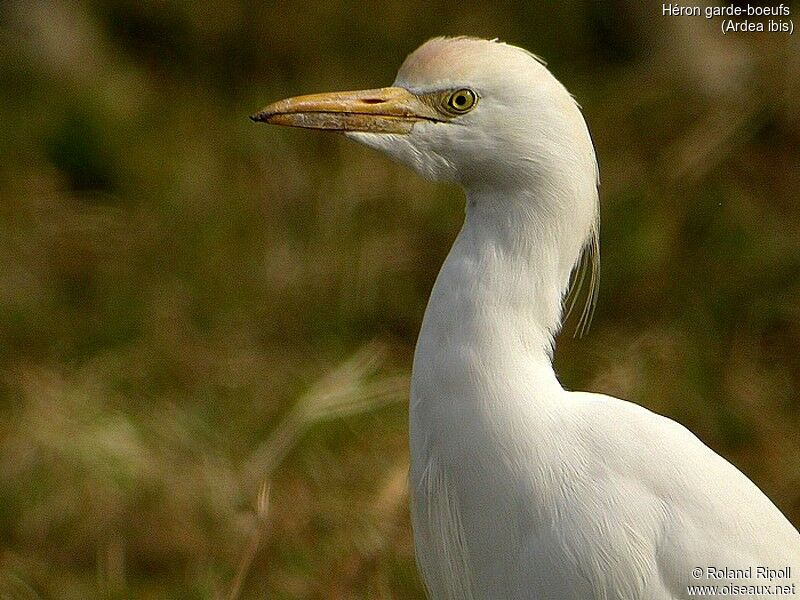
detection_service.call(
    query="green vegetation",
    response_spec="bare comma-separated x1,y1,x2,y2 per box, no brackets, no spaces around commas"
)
1,2,798,598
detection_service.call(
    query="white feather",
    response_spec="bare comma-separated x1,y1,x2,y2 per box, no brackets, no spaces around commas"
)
351,37,800,599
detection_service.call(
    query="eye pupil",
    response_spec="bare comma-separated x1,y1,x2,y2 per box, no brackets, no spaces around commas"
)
455,95,465,105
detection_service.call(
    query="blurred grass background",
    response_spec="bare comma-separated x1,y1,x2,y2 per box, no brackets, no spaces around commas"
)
1,0,799,598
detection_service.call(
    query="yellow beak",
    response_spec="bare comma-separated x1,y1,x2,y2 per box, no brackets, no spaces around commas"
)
250,87,442,134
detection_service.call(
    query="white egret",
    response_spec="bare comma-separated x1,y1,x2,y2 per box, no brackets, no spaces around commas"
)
253,37,800,599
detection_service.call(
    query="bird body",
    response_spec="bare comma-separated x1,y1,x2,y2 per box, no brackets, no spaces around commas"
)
409,184,799,600
253,36,800,599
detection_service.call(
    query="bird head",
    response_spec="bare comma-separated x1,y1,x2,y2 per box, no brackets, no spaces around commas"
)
252,37,598,196
253,37,601,335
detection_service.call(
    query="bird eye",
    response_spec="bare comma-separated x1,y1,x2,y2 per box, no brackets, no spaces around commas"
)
446,89,477,114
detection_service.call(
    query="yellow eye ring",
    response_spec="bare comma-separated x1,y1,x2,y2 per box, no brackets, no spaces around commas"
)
447,89,477,113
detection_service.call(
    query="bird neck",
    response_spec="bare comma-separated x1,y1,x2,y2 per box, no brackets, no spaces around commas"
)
413,183,595,396
463,187,580,355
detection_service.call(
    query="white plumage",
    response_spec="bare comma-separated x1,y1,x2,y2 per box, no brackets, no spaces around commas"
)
254,36,800,600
